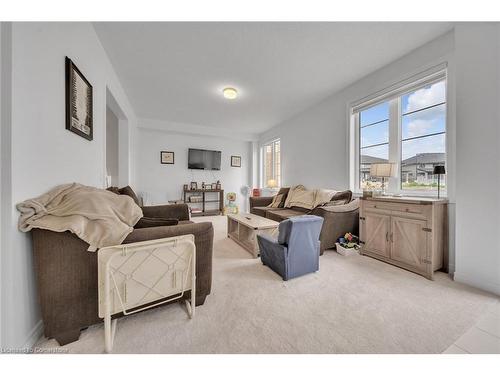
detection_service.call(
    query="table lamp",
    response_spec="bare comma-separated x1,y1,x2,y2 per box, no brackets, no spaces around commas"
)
433,165,445,199
267,179,278,188
370,163,397,195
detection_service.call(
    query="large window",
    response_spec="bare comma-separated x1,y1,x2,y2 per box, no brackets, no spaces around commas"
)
262,139,281,187
352,71,447,195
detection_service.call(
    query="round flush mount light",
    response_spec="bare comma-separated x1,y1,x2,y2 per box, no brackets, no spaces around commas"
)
223,87,238,100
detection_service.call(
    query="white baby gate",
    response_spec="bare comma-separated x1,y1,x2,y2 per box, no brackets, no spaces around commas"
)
98,234,196,353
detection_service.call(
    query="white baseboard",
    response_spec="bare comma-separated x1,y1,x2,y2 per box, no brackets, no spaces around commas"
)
454,272,500,297
22,320,43,349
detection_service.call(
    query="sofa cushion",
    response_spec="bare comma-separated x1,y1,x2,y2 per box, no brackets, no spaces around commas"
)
266,209,305,222
288,206,310,213
251,206,282,218
134,217,179,228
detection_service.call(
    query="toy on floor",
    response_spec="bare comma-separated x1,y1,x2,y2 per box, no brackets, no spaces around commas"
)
223,192,239,215
336,232,360,256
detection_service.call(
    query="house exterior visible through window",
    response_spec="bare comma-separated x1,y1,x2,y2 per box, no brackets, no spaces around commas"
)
262,139,281,188
351,66,447,195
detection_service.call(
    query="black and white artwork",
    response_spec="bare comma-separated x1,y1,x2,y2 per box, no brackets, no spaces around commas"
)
66,57,93,140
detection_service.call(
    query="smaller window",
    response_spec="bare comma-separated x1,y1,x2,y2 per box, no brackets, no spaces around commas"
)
262,139,281,188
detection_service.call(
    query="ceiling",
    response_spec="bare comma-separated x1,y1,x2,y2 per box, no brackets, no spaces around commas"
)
94,22,453,134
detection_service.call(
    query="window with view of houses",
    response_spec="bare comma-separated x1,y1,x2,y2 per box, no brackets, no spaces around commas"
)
354,71,446,195
262,139,281,188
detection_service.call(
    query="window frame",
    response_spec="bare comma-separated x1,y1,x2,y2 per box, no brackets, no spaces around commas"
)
260,138,281,188
351,71,447,197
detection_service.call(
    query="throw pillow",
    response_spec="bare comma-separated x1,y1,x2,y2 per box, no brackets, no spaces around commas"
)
329,190,352,205
284,185,306,208
106,186,120,194
324,199,346,206
313,189,337,207
118,186,141,206
286,189,316,210
134,217,179,228
276,187,290,208
268,194,284,208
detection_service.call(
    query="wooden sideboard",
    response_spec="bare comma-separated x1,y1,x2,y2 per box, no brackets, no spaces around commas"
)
359,196,448,280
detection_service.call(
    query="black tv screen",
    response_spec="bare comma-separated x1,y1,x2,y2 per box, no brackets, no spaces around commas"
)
188,148,221,170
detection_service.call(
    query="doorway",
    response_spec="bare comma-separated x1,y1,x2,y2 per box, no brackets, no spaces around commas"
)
106,106,119,187
105,87,130,188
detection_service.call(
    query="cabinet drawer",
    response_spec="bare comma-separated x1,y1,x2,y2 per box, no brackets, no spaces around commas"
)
363,201,424,215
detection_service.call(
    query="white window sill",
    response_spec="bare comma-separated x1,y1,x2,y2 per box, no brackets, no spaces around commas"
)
352,190,447,199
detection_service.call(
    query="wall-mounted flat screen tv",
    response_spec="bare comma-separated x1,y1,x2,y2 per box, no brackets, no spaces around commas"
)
188,148,221,170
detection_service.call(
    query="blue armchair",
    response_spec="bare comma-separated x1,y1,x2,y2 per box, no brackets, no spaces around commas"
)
257,215,324,281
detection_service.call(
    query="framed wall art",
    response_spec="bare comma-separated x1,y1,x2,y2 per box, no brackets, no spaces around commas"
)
231,155,241,167
160,151,175,164
65,57,93,140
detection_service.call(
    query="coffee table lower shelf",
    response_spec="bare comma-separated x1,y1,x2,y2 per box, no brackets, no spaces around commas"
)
227,214,279,258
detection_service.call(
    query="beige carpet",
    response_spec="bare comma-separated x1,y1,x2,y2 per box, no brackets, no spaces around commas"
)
35,215,499,354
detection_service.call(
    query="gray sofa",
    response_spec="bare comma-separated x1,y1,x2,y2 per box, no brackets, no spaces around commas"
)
250,189,359,255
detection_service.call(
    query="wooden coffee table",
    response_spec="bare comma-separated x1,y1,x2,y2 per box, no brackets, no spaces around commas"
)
227,213,279,258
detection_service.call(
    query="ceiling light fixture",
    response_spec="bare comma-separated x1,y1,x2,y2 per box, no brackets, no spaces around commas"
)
223,87,238,100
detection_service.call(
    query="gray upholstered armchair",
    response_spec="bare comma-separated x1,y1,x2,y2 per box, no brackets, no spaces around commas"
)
257,215,324,281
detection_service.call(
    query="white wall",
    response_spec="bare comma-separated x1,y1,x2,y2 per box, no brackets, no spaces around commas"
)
0,22,13,348
453,23,500,295
1,22,137,348
135,124,252,211
106,107,119,186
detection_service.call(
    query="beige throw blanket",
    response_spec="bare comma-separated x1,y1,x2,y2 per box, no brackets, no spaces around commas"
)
285,185,337,210
17,183,143,251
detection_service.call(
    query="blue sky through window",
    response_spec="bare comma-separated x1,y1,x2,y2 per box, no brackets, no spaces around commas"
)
360,81,446,161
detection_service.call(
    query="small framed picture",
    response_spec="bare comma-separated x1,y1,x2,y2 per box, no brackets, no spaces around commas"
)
211,183,217,189
160,151,175,164
190,181,198,190
231,155,241,167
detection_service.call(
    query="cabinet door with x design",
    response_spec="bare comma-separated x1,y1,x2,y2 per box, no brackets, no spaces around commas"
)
390,216,428,273
361,212,391,258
